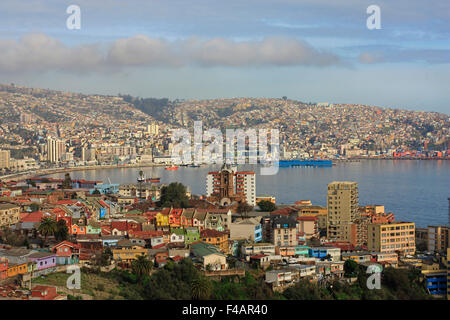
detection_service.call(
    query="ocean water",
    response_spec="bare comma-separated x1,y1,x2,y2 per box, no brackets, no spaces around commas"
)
45,160,450,228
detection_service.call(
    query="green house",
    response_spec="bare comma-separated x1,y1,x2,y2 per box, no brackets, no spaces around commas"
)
184,227,200,245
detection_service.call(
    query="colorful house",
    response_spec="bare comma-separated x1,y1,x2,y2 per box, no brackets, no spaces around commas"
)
180,208,195,227
185,227,200,245
71,223,87,235
31,285,58,300
170,228,185,244
111,220,142,236
169,208,183,227
193,209,207,229
155,208,170,228
112,245,147,266
200,229,229,254
51,241,80,265
86,220,102,234
28,252,56,271
7,262,28,277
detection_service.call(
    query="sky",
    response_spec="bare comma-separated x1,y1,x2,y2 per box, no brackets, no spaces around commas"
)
0,0,449,113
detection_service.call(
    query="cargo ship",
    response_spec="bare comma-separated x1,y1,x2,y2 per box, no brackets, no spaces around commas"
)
279,160,333,167
145,177,161,183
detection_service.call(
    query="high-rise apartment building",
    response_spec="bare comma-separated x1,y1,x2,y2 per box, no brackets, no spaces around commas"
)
148,123,159,135
0,149,11,170
47,137,65,163
327,181,359,243
206,164,256,206
367,221,415,256
427,225,449,254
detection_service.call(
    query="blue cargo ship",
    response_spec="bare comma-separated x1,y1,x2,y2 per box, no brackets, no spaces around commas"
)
279,159,333,167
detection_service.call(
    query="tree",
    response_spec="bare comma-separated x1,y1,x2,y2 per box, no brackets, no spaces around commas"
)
283,278,325,300
131,255,153,280
159,182,189,208
344,259,359,277
257,200,276,212
62,173,72,189
92,189,101,195
191,276,212,300
99,247,113,266
237,202,253,217
54,219,69,241
38,217,57,247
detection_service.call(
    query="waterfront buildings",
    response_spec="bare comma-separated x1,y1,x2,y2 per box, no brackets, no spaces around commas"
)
118,183,165,202
0,150,10,170
327,181,359,243
46,137,66,163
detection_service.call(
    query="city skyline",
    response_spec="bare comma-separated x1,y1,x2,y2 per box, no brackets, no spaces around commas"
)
0,0,449,113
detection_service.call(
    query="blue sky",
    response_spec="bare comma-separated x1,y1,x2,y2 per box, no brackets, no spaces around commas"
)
0,0,449,113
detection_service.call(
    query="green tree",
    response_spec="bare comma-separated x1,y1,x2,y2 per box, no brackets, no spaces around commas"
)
62,173,73,189
191,276,212,300
38,217,57,247
344,259,359,277
92,189,101,195
283,278,323,300
131,255,153,280
54,219,69,241
99,247,113,266
237,202,253,217
159,182,189,208
257,200,276,212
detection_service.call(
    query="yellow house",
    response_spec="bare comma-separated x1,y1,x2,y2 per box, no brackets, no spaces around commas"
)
112,246,148,265
156,211,170,227
7,262,28,277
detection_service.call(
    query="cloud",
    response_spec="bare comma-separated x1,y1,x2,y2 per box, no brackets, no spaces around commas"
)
0,33,104,73
182,36,340,67
0,33,342,74
107,35,181,67
358,48,450,64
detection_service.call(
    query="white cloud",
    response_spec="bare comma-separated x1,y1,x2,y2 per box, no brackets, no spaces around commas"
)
0,33,342,74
